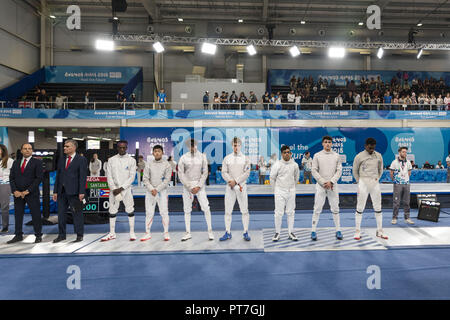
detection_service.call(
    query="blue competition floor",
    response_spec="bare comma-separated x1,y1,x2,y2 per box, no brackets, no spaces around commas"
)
1,209,450,300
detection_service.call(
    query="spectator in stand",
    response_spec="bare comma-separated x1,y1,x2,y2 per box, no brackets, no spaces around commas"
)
269,93,275,110
329,79,336,88
422,161,433,169
295,91,302,110
248,91,258,110
383,91,392,109
435,160,444,169
275,92,282,110
361,92,371,109
117,90,126,108
437,94,444,111
89,153,102,177
348,80,357,92
238,92,248,109
287,90,295,110
157,89,167,109
36,89,48,108
229,90,238,109
430,94,436,110
203,91,209,110
84,91,92,109
444,93,450,110
410,160,419,169
323,95,330,110
354,92,361,109
262,92,270,110
392,95,399,110
418,93,425,110
55,93,66,109
334,92,343,108
219,91,227,109
213,92,220,110
289,75,297,91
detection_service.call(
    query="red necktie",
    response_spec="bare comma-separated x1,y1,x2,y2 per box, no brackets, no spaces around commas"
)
65,156,72,170
21,159,27,173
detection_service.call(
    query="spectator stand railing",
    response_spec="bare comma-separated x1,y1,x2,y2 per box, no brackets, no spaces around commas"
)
1,101,449,111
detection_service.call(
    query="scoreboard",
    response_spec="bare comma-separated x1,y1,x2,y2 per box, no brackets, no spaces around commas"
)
83,176,110,224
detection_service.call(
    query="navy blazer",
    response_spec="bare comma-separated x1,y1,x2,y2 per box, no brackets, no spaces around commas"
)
9,157,43,195
53,154,88,196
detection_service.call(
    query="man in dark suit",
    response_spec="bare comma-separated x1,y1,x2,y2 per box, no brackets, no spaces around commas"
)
52,139,87,243
8,143,43,243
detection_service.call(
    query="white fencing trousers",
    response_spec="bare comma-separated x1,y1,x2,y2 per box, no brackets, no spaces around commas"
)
182,187,212,233
145,189,169,233
355,178,383,232
108,188,135,234
224,184,249,233
312,184,340,232
274,189,296,234
109,188,135,214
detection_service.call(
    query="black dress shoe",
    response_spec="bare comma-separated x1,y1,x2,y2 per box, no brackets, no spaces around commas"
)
7,235,23,244
53,236,66,243
35,236,42,243
73,236,83,243
0,228,8,233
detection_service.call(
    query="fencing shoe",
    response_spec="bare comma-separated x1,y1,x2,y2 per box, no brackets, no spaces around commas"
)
140,233,152,242
336,231,343,240
311,231,317,241
272,233,280,242
181,232,192,241
208,230,215,241
100,233,116,242
376,230,388,240
220,232,232,241
288,233,298,241
354,230,362,240
164,232,170,241
243,232,251,241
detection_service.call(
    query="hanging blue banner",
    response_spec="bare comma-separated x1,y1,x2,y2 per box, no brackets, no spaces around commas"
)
45,66,141,84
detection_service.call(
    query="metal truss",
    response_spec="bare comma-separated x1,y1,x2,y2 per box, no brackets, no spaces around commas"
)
112,34,450,50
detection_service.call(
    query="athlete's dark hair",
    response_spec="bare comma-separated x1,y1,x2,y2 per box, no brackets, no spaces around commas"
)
322,135,333,142
398,146,408,152
153,145,163,152
280,145,290,153
365,137,377,145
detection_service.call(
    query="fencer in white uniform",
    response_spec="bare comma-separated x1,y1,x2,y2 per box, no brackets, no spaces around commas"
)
219,137,251,241
101,141,137,242
178,139,214,241
270,145,300,241
353,137,388,240
311,136,343,241
141,145,172,242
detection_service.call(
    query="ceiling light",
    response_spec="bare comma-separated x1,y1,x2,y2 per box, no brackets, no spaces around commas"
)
417,48,423,59
246,45,257,55
417,23,423,27
113,16,119,21
377,47,384,59
153,41,165,53
238,19,243,23
95,39,114,51
50,15,56,19
178,18,183,22
300,20,306,24
201,42,217,55
328,47,345,58
358,22,364,26
289,46,301,57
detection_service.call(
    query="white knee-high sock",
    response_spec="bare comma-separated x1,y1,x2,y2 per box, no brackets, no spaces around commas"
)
161,214,169,233
287,213,295,234
332,212,341,232
184,212,191,233
375,211,383,232
225,212,232,233
204,210,212,231
355,212,363,231
274,214,283,234
311,211,321,232
242,212,250,233
109,217,116,235
128,215,135,234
